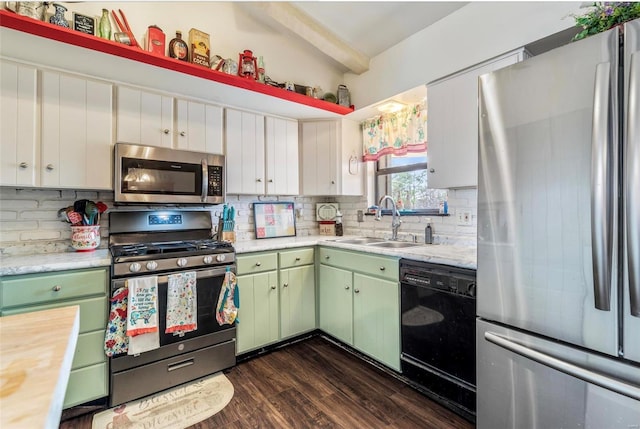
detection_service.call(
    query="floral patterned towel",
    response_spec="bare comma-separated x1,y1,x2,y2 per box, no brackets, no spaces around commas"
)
166,271,198,334
104,286,129,357
126,276,159,337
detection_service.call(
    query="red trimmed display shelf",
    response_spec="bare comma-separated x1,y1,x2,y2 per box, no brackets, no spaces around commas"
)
0,10,354,116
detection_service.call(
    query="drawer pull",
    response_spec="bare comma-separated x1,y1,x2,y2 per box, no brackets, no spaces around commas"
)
345,285,350,290
325,255,330,260
380,266,386,271
163,128,170,134
52,285,61,292
255,262,261,267
271,285,276,290
283,283,288,288
295,257,301,261
354,289,360,294
167,358,194,372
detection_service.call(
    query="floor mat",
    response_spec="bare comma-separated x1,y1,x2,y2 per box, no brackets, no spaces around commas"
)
92,372,233,429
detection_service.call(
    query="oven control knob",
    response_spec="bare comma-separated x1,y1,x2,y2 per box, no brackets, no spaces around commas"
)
129,262,142,273
177,258,188,267
216,254,226,262
203,255,213,264
146,261,158,271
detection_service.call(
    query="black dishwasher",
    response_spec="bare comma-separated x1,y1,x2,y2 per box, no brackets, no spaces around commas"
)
400,259,476,420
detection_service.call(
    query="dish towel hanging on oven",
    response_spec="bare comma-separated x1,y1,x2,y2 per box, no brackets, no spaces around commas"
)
166,271,198,334
126,276,160,355
104,286,129,357
216,267,239,325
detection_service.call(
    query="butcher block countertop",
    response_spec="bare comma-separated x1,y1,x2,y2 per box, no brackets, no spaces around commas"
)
0,306,80,429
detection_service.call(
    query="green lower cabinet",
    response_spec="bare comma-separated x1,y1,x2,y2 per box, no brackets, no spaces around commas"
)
353,273,401,371
319,264,353,345
236,271,279,354
280,265,315,339
64,362,108,408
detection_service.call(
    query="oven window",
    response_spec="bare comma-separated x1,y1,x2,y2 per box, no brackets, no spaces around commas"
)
122,158,202,195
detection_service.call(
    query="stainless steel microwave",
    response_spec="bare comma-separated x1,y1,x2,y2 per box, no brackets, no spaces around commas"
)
114,143,225,205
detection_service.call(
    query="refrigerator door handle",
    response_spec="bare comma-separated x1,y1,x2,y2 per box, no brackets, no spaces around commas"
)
627,51,640,317
485,332,640,401
591,62,613,311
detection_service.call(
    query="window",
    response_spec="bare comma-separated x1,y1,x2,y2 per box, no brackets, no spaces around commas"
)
375,153,447,214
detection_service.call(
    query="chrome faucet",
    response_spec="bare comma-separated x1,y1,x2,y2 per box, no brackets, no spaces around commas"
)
375,195,401,240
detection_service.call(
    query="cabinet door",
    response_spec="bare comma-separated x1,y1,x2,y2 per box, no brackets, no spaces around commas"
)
116,86,173,148
235,271,278,354
41,71,113,189
353,273,400,371
339,119,364,196
319,264,353,344
225,109,265,194
265,116,299,195
0,60,38,186
427,52,522,188
301,121,338,195
280,265,315,339
175,99,223,154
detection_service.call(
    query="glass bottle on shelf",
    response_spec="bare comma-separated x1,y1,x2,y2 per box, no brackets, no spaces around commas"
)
168,31,189,61
257,56,265,83
99,9,111,40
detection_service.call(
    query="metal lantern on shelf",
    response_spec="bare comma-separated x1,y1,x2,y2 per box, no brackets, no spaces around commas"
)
238,49,258,80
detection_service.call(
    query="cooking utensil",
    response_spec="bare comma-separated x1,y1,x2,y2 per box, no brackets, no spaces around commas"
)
85,201,99,225
111,9,139,48
73,199,88,215
57,207,70,223
67,211,83,226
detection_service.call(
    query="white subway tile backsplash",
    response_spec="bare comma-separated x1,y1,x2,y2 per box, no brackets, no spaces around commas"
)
1,200,38,209
20,230,61,241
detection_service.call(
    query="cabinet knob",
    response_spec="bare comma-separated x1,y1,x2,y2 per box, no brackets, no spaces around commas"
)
325,255,330,260
295,257,301,261
380,266,386,271
163,129,170,134
268,179,273,183
46,164,54,171
354,289,360,294
19,162,28,169
179,131,186,137
429,168,436,173
331,180,335,184
345,285,350,290
255,261,261,267
283,283,288,288
256,178,262,183
271,285,276,290
52,285,61,292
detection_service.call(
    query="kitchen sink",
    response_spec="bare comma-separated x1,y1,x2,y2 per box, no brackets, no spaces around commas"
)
366,241,420,249
333,237,385,245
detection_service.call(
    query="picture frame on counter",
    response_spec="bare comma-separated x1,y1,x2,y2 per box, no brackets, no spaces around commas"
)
253,202,296,239
73,12,95,35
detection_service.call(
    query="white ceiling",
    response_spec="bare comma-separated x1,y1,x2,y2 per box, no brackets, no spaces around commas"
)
291,1,468,58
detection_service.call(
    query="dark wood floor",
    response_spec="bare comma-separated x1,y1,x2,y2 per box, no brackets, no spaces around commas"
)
61,337,474,428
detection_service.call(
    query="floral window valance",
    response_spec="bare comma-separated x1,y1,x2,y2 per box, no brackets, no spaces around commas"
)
361,103,427,162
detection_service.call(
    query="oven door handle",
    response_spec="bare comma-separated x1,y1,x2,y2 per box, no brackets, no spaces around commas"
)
201,159,208,203
112,266,234,288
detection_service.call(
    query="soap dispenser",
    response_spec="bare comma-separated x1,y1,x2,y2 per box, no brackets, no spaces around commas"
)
425,218,434,244
335,210,343,236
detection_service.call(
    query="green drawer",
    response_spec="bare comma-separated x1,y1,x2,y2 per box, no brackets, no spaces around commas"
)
72,330,107,369
2,296,107,334
64,362,108,409
1,268,107,308
279,248,314,268
319,247,399,282
237,252,278,275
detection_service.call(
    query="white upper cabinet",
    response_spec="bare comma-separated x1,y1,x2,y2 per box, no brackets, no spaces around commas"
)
225,108,265,195
116,86,223,154
300,119,363,196
41,71,113,189
265,117,299,195
175,99,223,154
0,60,38,187
427,49,528,189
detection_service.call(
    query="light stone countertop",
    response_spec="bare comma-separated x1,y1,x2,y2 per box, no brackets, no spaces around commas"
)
0,249,111,276
0,235,477,277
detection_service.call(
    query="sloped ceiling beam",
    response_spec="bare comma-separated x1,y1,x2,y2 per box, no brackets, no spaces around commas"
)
248,2,370,74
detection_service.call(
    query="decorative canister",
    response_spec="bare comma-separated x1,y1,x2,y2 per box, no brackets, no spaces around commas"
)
70,225,100,252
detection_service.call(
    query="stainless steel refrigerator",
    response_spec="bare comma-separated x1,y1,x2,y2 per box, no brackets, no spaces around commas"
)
477,19,640,428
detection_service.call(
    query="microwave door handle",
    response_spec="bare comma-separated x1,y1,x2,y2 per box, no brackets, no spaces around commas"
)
627,51,640,317
201,159,208,203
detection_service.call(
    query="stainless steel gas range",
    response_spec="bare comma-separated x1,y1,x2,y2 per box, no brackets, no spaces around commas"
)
108,210,236,406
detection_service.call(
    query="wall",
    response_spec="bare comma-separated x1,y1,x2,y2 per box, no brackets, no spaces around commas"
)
65,1,345,95
345,1,583,109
